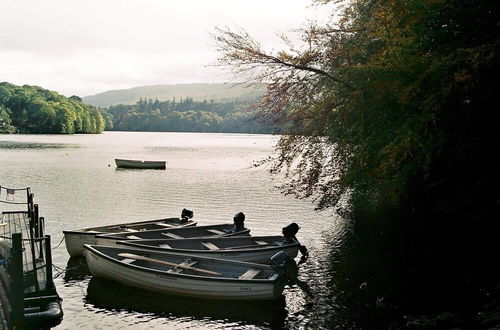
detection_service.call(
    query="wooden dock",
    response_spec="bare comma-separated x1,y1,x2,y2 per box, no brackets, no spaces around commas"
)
0,186,62,328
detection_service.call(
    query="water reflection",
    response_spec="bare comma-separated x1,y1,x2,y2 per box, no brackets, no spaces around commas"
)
85,277,288,328
62,257,91,282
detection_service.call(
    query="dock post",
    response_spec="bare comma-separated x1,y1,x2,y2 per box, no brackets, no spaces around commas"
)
10,233,25,329
44,235,53,289
39,217,45,260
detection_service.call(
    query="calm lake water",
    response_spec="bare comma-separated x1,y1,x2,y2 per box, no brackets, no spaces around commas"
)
0,131,347,329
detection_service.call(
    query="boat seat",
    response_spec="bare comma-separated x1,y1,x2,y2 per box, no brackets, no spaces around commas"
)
124,228,138,232
207,229,226,235
254,240,268,246
156,223,174,228
201,242,219,250
120,258,136,264
161,232,183,239
126,235,141,239
167,259,198,273
159,243,172,249
239,268,261,279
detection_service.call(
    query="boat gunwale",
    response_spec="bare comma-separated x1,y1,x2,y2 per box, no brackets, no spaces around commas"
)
63,218,196,235
117,236,300,254
83,244,279,284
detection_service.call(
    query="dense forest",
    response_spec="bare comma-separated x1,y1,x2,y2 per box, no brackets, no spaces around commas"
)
0,82,104,134
216,0,500,328
82,83,266,107
100,97,278,134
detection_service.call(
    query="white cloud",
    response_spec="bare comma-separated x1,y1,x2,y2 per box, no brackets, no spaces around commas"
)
0,0,332,97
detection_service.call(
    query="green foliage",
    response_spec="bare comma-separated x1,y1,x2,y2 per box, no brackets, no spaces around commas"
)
100,97,278,134
217,1,500,325
0,82,105,134
216,0,500,214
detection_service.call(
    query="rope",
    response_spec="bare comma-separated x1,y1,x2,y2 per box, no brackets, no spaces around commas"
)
52,236,65,250
0,247,26,266
0,235,46,242
52,262,83,279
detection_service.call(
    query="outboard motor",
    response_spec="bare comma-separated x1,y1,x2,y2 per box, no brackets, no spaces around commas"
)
270,251,299,280
181,208,194,222
282,222,309,257
282,223,300,242
233,212,245,231
270,251,311,296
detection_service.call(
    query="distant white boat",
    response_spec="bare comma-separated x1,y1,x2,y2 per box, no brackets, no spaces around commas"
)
115,158,166,169
84,244,286,300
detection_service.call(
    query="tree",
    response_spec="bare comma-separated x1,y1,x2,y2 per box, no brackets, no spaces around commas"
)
214,1,500,325
214,0,500,214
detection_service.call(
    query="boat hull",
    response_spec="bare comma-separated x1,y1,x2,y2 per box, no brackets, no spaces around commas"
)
119,236,299,263
64,217,196,257
84,245,283,301
115,159,166,169
95,224,251,248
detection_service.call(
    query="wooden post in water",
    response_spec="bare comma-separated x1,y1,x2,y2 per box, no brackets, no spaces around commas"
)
28,208,40,293
38,217,45,260
10,233,25,329
44,235,53,289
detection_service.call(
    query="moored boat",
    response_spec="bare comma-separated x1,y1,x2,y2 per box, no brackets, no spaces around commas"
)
96,223,250,247
63,209,196,257
83,244,286,300
118,235,299,263
115,158,166,169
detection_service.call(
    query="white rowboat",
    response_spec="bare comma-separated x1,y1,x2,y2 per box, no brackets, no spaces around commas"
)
115,158,166,169
64,216,196,257
118,235,299,263
95,223,250,247
84,245,285,300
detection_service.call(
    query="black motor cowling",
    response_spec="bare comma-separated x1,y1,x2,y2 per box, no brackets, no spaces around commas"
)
181,208,194,222
233,212,245,230
282,223,300,241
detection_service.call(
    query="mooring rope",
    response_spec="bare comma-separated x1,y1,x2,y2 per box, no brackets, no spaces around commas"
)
52,236,65,250
52,262,83,279
0,247,26,266
0,235,45,242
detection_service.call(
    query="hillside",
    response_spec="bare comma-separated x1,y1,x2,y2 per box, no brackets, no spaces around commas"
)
83,83,266,107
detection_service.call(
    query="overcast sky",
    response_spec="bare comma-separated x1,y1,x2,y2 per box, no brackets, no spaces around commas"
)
0,0,332,97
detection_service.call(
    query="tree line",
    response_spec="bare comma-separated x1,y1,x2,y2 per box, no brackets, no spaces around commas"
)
100,96,278,134
0,82,105,134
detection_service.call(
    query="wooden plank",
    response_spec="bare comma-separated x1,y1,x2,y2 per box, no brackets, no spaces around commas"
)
124,228,137,232
158,243,172,249
254,240,268,246
117,253,220,275
161,232,183,239
156,223,174,228
126,235,141,239
207,229,225,235
201,242,219,250
239,268,261,279
120,258,136,264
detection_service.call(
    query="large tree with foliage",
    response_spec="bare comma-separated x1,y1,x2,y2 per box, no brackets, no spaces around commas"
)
0,82,105,134
215,0,500,325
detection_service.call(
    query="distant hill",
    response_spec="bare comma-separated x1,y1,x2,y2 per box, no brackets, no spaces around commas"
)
83,83,266,107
